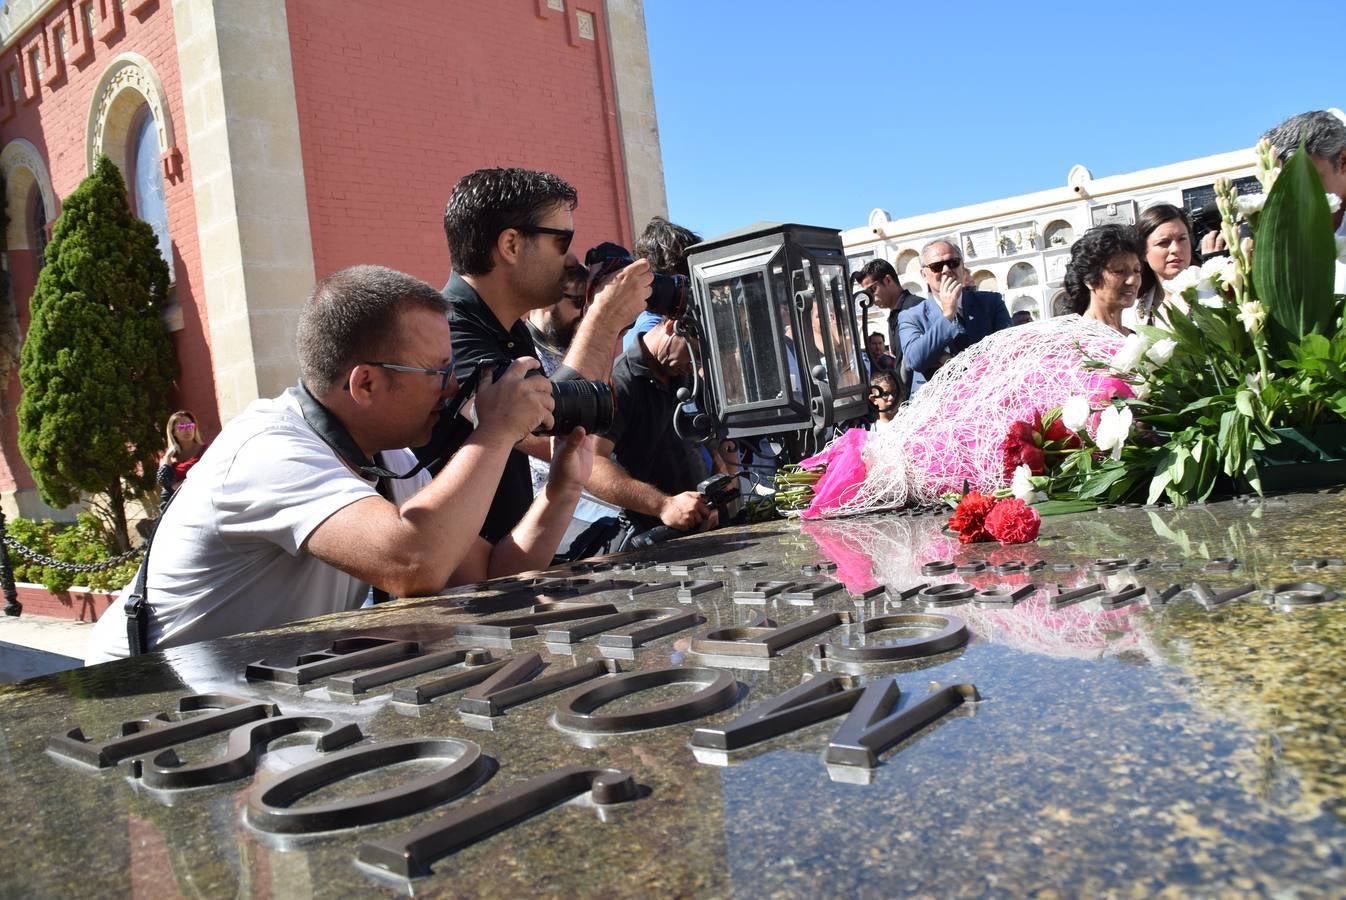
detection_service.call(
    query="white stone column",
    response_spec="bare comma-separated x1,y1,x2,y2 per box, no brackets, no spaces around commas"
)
604,0,668,236
172,0,315,422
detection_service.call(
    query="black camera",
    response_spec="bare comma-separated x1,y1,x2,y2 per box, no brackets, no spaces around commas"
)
484,361,615,437
585,242,690,319
1189,201,1252,258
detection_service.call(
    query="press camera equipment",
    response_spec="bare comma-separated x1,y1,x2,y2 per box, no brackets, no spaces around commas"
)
450,361,615,437
1189,201,1252,260
585,242,691,319
627,472,741,549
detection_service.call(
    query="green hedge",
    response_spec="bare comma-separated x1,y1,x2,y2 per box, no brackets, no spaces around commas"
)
4,512,140,594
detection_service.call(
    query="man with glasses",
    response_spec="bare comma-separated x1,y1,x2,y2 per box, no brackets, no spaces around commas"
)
897,238,1010,395
88,265,590,662
432,167,650,544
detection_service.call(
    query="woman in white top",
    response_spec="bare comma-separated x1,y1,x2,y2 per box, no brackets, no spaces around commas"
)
1126,204,1196,330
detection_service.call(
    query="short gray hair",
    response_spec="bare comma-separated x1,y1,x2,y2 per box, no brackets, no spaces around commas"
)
920,237,959,263
1261,110,1346,164
297,265,448,394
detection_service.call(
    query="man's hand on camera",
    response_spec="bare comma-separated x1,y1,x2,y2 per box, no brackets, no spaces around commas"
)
591,258,652,328
475,358,554,443
1200,230,1229,255
659,490,710,531
547,428,595,495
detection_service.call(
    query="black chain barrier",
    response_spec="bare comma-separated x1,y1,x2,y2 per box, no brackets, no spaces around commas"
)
0,507,145,618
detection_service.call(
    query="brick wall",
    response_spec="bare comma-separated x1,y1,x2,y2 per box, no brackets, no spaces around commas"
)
0,0,219,499
285,0,633,285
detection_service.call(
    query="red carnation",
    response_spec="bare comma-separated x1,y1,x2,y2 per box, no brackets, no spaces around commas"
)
948,491,996,543
983,498,1041,545
1002,419,1045,479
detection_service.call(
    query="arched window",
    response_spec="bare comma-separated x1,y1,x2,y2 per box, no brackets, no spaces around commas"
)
972,269,998,292
130,109,173,280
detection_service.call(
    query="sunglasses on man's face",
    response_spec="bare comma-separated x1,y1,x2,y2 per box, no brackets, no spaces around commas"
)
515,225,575,254
925,258,962,274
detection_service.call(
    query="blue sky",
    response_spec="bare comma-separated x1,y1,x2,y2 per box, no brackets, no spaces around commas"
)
645,0,1343,239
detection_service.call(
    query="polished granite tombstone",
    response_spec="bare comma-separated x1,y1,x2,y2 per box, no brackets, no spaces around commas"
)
2,492,1345,897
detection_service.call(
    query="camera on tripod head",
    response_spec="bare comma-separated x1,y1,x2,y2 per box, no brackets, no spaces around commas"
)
584,241,691,319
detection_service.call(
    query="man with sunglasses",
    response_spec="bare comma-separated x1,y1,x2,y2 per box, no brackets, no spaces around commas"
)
897,238,1010,395
432,167,651,544
88,266,589,662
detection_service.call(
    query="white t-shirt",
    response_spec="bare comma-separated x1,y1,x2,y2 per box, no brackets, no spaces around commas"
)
87,392,430,663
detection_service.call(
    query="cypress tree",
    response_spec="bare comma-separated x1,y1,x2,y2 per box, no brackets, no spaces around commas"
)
17,155,178,550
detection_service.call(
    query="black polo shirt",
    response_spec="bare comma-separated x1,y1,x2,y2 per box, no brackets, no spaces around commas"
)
606,339,708,531
415,272,538,543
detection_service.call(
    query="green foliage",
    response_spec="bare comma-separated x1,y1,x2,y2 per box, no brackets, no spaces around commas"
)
1252,149,1339,357
5,512,140,593
16,155,178,546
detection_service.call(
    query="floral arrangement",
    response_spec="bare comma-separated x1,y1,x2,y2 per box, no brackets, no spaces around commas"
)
1002,141,1346,508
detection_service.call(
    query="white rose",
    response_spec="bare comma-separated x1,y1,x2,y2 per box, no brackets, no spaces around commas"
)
1133,380,1152,401
1060,395,1091,433
1162,266,1201,298
1011,464,1035,502
1236,193,1267,216
1109,332,1149,373
1236,300,1267,334
1194,280,1222,308
1327,193,1343,214
1145,338,1177,366
1094,405,1133,460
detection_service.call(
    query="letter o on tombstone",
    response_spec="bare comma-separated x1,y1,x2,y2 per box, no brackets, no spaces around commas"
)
245,737,489,834
553,666,738,734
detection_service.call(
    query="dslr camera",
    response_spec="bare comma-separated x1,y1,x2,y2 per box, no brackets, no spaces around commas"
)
584,241,691,319
475,360,615,437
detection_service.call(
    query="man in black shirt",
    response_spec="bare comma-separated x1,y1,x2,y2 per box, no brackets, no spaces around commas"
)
857,258,924,403
425,168,649,542
592,313,715,534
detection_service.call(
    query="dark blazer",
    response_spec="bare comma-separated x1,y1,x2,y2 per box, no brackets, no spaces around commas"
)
897,290,1011,394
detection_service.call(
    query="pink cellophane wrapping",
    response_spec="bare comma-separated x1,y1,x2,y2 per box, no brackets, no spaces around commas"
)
812,315,1127,516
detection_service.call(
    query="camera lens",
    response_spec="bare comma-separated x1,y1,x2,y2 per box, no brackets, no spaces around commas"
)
546,379,615,436
647,273,690,318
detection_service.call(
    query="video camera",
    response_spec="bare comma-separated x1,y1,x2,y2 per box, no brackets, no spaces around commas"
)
584,242,691,319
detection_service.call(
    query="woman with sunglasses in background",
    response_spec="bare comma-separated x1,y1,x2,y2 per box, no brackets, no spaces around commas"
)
158,410,208,503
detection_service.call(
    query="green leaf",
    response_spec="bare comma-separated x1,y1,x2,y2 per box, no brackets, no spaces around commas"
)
1253,148,1338,356
1235,389,1255,418
1032,499,1099,517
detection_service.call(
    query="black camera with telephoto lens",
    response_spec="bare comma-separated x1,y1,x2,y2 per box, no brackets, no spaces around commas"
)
584,241,691,319
484,361,614,437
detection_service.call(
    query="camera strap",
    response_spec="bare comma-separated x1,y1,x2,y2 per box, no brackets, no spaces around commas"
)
124,487,178,657
291,381,438,604
288,381,439,482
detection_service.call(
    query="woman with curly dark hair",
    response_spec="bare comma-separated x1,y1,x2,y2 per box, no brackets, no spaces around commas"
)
1063,224,1146,334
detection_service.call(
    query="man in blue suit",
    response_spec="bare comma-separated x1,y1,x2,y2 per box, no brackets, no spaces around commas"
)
897,238,1011,395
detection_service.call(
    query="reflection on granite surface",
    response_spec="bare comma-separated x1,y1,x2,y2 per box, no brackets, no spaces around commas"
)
1,493,1344,896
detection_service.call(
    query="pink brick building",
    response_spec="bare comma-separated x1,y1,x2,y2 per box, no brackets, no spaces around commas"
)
0,0,665,517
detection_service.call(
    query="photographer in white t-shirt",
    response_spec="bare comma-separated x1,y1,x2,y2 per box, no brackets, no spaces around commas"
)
88,265,592,662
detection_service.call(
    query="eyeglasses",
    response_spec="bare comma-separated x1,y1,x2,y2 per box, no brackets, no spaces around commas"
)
924,258,962,274
365,360,457,392
174,422,196,431
869,389,895,401
514,225,574,254
562,292,586,308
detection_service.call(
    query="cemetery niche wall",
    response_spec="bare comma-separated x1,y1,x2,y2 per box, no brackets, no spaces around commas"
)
2,492,1346,895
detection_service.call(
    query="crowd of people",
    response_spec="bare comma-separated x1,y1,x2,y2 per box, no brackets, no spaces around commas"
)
86,108,1346,662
